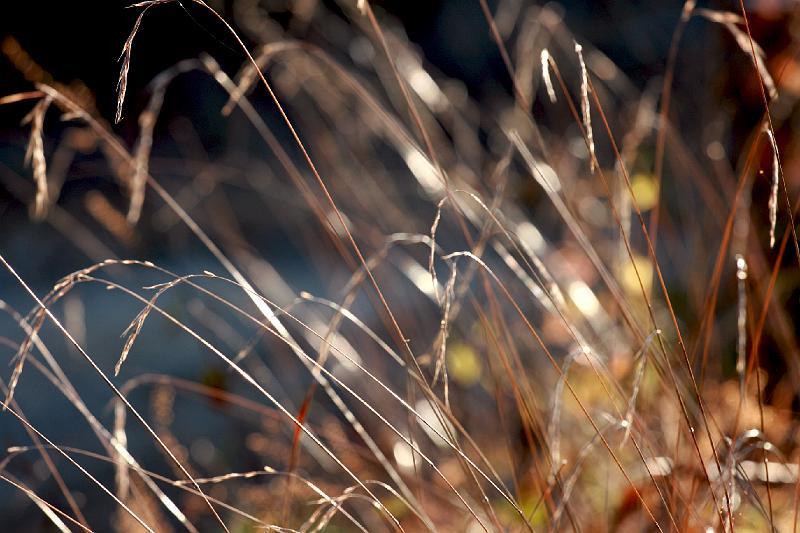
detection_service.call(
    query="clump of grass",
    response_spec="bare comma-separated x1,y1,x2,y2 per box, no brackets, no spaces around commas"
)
1,1,799,531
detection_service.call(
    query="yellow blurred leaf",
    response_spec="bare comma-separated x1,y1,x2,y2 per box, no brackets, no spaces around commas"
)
621,254,653,296
446,342,482,387
630,173,659,211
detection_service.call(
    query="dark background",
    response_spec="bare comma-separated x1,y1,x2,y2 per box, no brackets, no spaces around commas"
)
0,0,787,205
0,0,703,130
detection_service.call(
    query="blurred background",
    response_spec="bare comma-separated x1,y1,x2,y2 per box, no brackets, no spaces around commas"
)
1,0,800,531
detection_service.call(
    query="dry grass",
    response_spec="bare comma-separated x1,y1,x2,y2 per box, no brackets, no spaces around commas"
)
1,0,800,531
